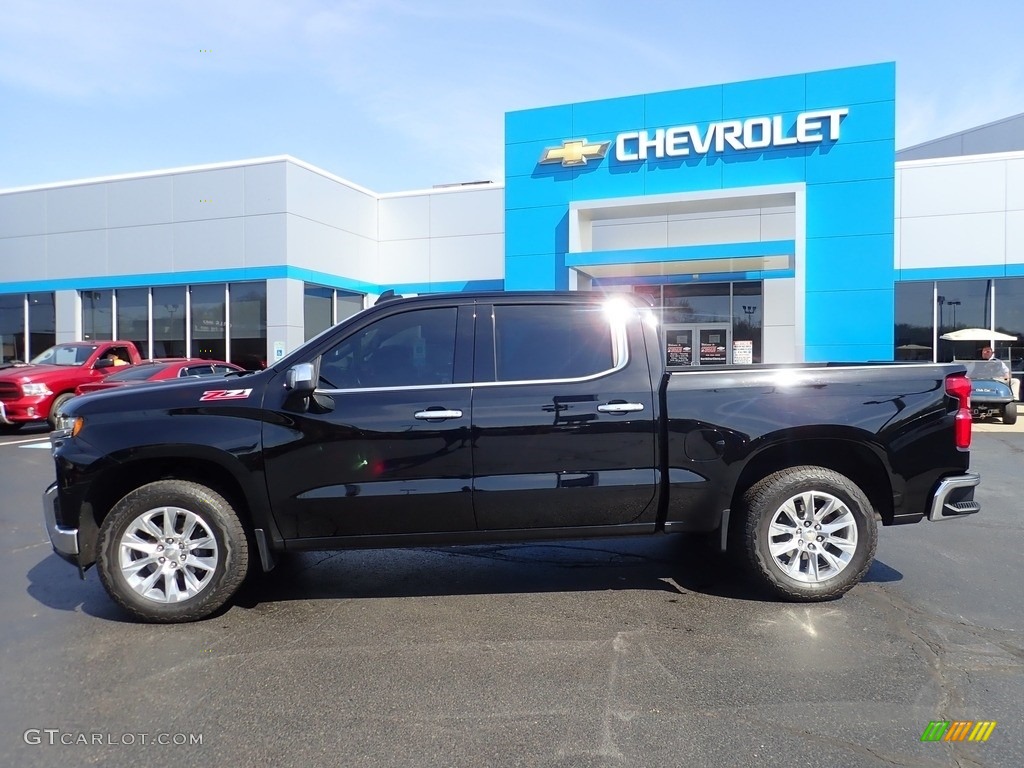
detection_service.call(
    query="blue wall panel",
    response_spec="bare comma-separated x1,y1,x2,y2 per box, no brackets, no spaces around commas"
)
723,73,808,119
644,84,723,128
506,104,573,144
805,235,894,292
806,62,895,109
807,179,894,239
573,95,646,135
504,63,896,361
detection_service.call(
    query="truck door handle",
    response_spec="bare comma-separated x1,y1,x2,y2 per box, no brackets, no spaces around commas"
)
597,402,645,414
413,409,464,420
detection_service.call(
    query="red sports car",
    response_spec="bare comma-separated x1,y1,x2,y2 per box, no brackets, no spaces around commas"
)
75,358,244,396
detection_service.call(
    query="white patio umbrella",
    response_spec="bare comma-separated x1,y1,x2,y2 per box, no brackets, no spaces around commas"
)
939,328,1018,342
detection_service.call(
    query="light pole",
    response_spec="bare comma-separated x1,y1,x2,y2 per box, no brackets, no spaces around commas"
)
741,304,757,325
937,295,945,330
947,300,961,329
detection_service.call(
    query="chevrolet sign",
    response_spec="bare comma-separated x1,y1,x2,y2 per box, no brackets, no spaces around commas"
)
616,108,849,161
539,108,849,168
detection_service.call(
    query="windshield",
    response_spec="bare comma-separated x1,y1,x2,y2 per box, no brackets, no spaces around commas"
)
30,344,99,366
963,360,1008,380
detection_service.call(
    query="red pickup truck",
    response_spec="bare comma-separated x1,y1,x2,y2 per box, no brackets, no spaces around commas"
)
0,341,142,431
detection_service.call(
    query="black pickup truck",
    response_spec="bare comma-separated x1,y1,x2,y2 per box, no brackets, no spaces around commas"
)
44,292,980,622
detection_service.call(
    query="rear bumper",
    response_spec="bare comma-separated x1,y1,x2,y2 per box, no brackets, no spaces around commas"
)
42,482,80,560
928,472,981,521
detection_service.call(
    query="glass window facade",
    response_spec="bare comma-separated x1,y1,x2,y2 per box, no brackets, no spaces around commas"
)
116,288,149,357
153,286,186,358
78,282,267,365
304,285,334,342
82,290,113,342
631,281,763,364
895,279,1024,365
229,282,267,369
1,292,55,362
190,284,226,361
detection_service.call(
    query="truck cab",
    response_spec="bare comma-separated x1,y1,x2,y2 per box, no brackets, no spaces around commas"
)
0,340,141,430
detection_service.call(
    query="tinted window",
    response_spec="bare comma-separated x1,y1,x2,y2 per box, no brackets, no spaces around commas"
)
181,365,216,377
319,307,457,389
106,363,174,381
494,304,614,382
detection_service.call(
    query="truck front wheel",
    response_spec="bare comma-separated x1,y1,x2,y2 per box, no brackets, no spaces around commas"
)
740,466,877,601
96,480,249,622
48,393,75,430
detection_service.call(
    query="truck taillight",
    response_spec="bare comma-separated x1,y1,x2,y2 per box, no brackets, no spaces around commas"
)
945,373,972,450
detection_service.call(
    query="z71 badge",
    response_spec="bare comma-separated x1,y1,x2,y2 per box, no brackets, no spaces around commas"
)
199,388,253,402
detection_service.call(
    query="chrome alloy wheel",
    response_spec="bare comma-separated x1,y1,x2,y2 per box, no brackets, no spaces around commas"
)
118,506,220,603
766,490,858,584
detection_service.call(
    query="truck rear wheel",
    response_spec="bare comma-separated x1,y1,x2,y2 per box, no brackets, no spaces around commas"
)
740,466,877,601
97,480,249,622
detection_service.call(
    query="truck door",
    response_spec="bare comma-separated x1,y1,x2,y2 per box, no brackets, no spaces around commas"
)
471,299,658,532
262,303,475,540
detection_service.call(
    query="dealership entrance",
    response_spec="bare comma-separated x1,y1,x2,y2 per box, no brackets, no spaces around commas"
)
664,324,734,369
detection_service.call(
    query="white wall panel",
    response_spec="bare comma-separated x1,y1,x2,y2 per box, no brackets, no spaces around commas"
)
1006,211,1024,265
0,190,47,238
667,213,760,246
429,188,504,238
266,277,304,358
591,221,667,251
49,230,107,278
55,290,78,343
46,185,106,233
243,214,287,267
894,217,902,270
430,234,504,281
763,324,797,363
763,277,796,328
1007,158,1024,212
286,164,377,239
173,169,245,222
109,225,173,275
380,239,431,283
286,215,377,283
900,161,1005,217
900,212,1005,269
0,235,47,281
107,177,174,228
244,162,287,215
173,218,244,271
380,195,430,241
760,211,795,240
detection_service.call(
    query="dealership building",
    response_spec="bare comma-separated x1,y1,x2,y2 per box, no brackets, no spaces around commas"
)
2,62,1023,370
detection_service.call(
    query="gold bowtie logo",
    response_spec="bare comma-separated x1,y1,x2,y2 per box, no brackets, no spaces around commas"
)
539,139,610,167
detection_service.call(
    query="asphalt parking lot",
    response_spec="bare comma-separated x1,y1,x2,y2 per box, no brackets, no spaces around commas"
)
2,422,1022,767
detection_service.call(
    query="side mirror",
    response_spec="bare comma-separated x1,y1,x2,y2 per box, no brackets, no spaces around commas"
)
94,358,114,369
285,362,316,394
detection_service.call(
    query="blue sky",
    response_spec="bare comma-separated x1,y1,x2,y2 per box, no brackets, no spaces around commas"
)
2,0,1022,193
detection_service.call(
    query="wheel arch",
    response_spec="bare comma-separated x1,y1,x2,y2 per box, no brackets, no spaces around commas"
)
77,448,267,568
729,436,894,533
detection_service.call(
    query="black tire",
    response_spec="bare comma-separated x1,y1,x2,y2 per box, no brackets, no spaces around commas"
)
1003,402,1017,425
48,392,75,430
97,480,249,622
740,466,877,602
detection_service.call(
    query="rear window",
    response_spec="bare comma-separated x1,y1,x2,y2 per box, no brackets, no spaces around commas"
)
106,363,174,381
494,304,615,382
